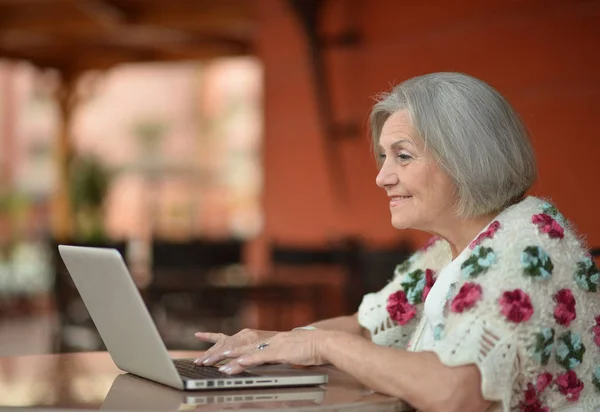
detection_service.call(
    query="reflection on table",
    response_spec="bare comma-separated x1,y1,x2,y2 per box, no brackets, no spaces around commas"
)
0,351,413,411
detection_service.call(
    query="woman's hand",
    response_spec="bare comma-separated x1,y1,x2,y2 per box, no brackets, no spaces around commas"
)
216,330,334,375
193,329,278,366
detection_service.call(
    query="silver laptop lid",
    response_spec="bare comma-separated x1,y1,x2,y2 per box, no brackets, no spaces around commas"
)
58,245,183,389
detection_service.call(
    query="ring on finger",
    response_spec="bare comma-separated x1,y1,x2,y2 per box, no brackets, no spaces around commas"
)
257,342,270,351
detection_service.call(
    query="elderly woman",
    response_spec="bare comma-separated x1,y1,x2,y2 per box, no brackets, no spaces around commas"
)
194,73,600,412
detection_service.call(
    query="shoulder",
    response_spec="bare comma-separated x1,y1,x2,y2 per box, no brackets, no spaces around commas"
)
464,196,590,285
393,236,452,280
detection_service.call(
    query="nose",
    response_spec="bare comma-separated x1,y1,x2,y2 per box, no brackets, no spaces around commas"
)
375,160,399,188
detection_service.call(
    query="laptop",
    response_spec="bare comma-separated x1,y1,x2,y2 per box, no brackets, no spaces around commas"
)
101,373,326,410
58,245,328,391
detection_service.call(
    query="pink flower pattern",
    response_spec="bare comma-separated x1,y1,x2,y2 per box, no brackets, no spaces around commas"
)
519,383,549,412
450,282,482,313
421,236,441,251
553,289,576,327
532,214,564,239
536,372,553,393
469,220,501,249
556,370,584,402
386,291,417,325
383,202,595,407
422,269,436,301
592,315,600,347
499,289,534,323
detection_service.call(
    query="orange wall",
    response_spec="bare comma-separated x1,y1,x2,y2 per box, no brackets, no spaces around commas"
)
253,0,600,256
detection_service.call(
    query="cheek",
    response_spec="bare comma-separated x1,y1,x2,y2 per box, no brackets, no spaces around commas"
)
420,168,456,208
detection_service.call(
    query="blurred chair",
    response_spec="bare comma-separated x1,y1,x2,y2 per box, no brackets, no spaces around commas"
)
146,239,244,349
349,242,413,311
50,240,126,353
591,247,600,268
263,243,349,328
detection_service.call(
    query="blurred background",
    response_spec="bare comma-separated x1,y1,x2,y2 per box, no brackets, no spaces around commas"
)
0,0,598,359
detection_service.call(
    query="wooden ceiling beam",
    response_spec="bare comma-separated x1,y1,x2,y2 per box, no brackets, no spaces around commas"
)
75,0,130,30
0,2,253,36
0,31,250,53
0,36,251,72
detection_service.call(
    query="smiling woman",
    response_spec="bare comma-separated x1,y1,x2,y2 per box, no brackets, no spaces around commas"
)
194,73,600,412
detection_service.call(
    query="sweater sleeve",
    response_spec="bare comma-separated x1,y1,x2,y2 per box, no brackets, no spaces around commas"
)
358,238,451,349
428,200,600,411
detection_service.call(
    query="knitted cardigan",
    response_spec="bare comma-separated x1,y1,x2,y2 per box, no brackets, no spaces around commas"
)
358,196,600,411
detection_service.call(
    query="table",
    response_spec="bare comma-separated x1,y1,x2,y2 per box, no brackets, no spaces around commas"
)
0,351,413,411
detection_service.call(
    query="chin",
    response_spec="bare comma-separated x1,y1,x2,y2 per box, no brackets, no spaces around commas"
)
390,216,411,230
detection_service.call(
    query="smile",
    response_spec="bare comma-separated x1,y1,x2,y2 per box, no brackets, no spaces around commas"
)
389,196,412,207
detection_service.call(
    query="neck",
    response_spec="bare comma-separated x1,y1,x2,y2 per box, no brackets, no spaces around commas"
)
432,212,499,260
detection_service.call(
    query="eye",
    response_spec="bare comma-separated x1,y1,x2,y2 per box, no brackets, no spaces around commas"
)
377,153,386,160
398,153,413,161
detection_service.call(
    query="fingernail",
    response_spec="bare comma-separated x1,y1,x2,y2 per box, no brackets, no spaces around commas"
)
193,358,203,364
202,358,211,365
222,350,231,356
219,366,231,373
237,358,246,365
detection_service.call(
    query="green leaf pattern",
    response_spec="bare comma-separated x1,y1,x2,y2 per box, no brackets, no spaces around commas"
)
461,246,497,278
593,367,600,392
400,269,427,305
541,201,568,226
521,246,554,279
555,331,586,370
531,327,555,366
394,259,412,277
573,257,600,293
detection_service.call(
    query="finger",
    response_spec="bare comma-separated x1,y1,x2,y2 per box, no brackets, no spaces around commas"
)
193,333,229,364
219,350,276,374
201,343,256,366
194,332,229,343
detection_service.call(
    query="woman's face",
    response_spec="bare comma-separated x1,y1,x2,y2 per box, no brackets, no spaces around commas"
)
375,110,458,232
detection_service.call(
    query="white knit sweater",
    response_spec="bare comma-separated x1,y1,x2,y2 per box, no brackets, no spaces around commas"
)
358,197,600,411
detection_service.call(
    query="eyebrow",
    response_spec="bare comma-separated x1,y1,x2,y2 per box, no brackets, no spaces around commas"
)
377,139,414,152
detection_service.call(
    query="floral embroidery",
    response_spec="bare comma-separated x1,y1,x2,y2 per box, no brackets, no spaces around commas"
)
553,289,577,327
573,257,600,292
555,331,586,370
499,289,534,323
532,328,555,365
593,367,600,392
521,246,554,279
442,282,457,319
536,372,553,393
450,282,482,313
469,220,501,249
422,269,435,301
541,201,567,226
400,269,436,305
386,291,417,325
519,383,548,412
394,259,412,277
433,323,444,341
556,370,584,402
461,246,497,278
532,213,564,239
421,235,441,251
592,315,600,347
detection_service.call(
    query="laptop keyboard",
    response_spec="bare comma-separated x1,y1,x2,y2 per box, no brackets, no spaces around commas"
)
173,359,254,380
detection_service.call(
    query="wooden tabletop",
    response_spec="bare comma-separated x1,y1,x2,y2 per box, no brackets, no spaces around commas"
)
0,351,413,411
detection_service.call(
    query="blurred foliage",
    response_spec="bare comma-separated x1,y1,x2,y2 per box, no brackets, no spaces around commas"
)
132,119,168,155
69,155,112,243
0,190,31,256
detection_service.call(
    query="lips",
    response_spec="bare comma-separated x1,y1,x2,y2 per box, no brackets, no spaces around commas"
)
389,195,412,207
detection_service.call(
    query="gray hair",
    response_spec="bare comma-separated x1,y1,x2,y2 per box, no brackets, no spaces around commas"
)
370,72,537,218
